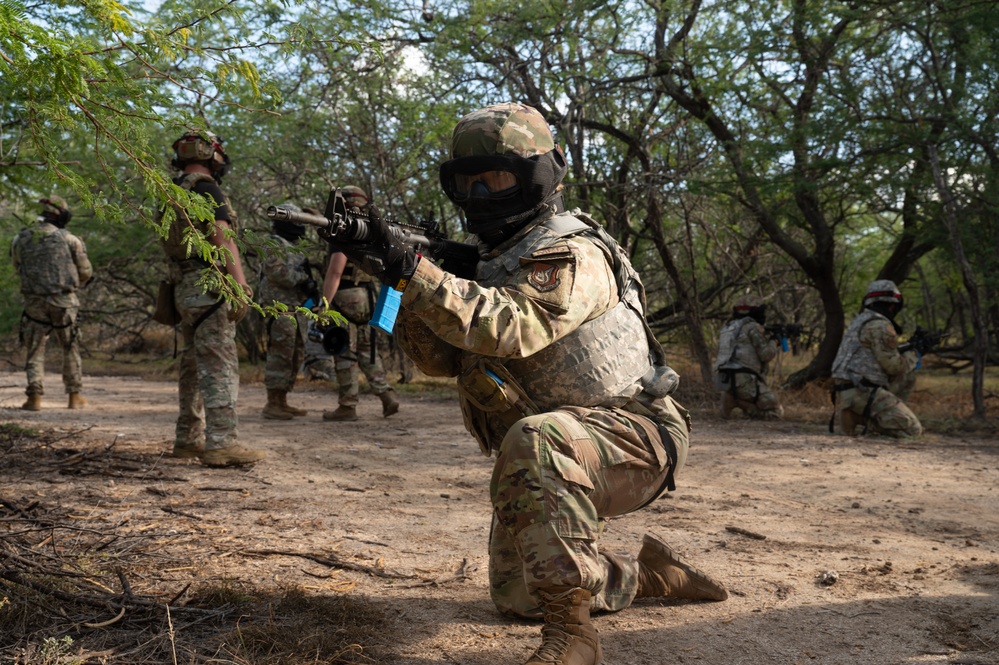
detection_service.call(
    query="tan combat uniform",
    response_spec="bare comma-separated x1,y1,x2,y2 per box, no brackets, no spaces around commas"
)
832,310,921,437
714,316,782,418
162,173,241,451
259,234,310,392
396,210,688,618
11,221,92,397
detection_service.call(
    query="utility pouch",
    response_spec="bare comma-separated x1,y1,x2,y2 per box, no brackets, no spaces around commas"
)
457,359,540,455
152,280,182,325
714,370,732,392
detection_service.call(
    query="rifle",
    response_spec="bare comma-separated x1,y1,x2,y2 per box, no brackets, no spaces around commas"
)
267,188,479,334
899,326,944,356
267,187,479,282
764,323,804,352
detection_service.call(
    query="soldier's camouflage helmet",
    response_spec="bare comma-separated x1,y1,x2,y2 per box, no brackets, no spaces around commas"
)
733,293,766,323
734,294,764,311
341,186,369,210
439,103,568,245
863,279,903,308
39,195,72,227
172,129,231,181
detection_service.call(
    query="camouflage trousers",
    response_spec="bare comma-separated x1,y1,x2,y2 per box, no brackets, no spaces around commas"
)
264,311,306,391
20,296,81,396
488,396,689,619
729,372,783,418
333,286,391,406
839,381,922,438
173,272,240,451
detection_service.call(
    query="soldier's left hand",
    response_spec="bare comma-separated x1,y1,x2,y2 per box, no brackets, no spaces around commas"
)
369,205,418,290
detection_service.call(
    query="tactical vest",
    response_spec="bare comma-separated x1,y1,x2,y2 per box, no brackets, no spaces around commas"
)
475,211,677,412
15,225,79,295
160,173,239,261
714,317,762,373
831,309,891,387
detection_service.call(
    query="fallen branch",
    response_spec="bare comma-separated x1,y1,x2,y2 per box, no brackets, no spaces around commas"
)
241,548,416,579
725,525,767,540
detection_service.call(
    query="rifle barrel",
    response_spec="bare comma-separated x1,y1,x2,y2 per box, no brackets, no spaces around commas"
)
266,205,331,229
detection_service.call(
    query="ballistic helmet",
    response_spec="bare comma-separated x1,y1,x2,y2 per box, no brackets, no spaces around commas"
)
439,103,568,246
39,195,72,228
341,186,369,210
171,130,231,182
863,280,903,309
272,203,306,243
733,294,766,324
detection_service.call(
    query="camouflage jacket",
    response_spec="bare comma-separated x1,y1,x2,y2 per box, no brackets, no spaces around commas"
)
832,310,917,387
258,234,311,308
714,316,777,375
11,221,93,307
395,210,678,455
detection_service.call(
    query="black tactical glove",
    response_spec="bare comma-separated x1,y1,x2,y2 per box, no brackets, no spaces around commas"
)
369,205,418,290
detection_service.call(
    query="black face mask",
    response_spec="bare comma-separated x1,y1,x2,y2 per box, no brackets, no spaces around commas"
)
45,210,72,228
440,149,568,244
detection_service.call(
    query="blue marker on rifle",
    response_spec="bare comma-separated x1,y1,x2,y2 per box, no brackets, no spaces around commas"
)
780,337,790,353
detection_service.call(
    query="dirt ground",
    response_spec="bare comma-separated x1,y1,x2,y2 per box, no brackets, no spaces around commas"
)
1,369,998,665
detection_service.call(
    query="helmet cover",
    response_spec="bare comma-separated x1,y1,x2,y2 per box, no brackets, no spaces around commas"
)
340,186,369,210
172,130,230,180
863,280,903,308
39,195,72,227
439,103,567,242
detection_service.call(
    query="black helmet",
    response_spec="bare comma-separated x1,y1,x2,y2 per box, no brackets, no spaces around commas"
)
171,130,231,182
439,103,568,247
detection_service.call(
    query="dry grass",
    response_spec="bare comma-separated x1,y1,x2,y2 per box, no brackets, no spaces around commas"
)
0,426,388,665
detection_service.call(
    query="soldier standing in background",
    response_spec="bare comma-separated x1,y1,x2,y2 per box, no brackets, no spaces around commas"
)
354,103,727,665
11,195,92,411
259,204,316,420
319,186,400,422
713,294,783,420
832,279,922,437
161,129,264,467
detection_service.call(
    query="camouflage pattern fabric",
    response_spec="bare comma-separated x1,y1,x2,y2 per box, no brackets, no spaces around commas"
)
20,296,82,396
11,222,92,396
260,234,309,392
714,317,782,417
332,285,391,405
835,314,921,437
395,215,689,617
451,102,556,158
171,266,240,451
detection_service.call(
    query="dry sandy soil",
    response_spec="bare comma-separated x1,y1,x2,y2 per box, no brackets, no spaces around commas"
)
1,369,997,665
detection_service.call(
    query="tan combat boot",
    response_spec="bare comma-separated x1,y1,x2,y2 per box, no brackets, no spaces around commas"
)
524,587,602,665
68,392,87,409
379,390,400,417
635,534,729,601
262,389,293,420
280,391,308,417
21,394,42,411
840,408,863,436
323,405,358,422
720,392,736,419
201,445,265,468
170,442,204,459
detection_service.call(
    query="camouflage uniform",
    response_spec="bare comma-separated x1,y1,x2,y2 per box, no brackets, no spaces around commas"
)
832,309,922,437
259,233,310,392
331,275,392,406
163,172,241,451
714,316,782,418
395,211,689,618
11,214,92,398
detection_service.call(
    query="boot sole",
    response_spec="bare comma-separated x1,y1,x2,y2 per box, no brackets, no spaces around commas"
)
639,534,729,601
